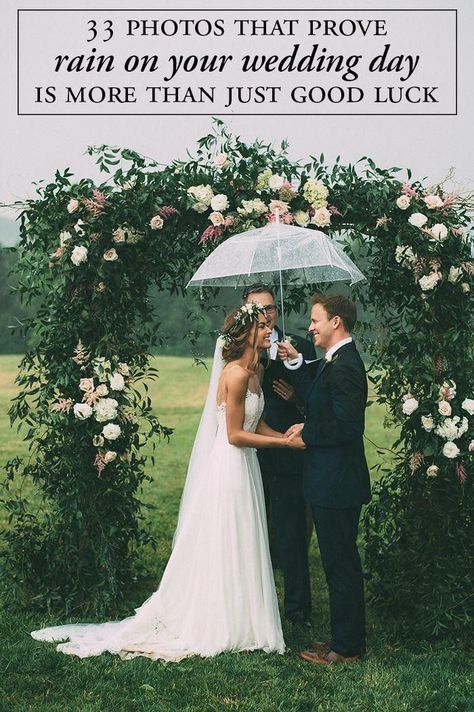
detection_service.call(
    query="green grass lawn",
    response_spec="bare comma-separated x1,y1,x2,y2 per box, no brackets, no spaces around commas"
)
0,356,472,712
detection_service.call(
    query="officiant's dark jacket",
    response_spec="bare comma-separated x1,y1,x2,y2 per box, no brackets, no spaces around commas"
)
260,327,315,450
258,326,315,618
293,341,371,509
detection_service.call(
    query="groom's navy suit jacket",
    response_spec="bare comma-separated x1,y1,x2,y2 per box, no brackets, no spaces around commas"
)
291,341,371,509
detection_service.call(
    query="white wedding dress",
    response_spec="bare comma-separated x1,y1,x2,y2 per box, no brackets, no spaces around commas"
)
31,349,285,662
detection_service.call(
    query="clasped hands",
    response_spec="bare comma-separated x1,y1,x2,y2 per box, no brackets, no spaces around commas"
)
284,422,306,449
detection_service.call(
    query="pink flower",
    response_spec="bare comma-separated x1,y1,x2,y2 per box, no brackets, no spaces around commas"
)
267,211,294,224
224,215,235,227
455,462,467,485
83,190,106,217
94,451,106,474
50,246,67,259
401,182,419,198
328,205,342,216
158,205,180,219
51,398,74,414
199,225,224,244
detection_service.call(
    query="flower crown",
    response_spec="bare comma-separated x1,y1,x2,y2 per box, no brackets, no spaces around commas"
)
220,302,266,346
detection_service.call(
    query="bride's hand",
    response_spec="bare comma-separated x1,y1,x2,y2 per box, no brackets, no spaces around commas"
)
285,423,304,438
285,433,306,450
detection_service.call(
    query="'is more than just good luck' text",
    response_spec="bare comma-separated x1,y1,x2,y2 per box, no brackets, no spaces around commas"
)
34,17,440,107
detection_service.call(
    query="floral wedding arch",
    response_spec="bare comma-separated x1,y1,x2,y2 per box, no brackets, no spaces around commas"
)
2,121,472,637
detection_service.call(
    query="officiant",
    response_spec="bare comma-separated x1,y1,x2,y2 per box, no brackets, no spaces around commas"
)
243,284,314,625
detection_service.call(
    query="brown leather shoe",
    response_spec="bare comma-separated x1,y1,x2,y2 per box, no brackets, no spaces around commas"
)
308,640,331,655
299,649,360,665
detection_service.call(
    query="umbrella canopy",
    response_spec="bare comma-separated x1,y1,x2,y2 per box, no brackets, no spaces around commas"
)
187,222,365,337
187,223,365,288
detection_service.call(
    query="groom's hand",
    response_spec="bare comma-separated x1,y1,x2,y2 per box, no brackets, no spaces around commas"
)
277,340,299,361
286,432,306,450
285,423,304,438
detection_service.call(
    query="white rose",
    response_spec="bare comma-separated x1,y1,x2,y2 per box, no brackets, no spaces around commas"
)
210,194,229,211
421,415,434,432
408,213,428,228
96,384,108,397
104,450,117,464
458,417,469,437
209,211,225,226
268,174,285,191
419,272,440,291
73,403,93,420
109,373,125,391
149,215,164,230
74,219,85,235
112,228,126,243
396,195,411,210
424,194,443,209
102,423,121,440
70,246,88,266
402,397,419,415
269,200,289,216
461,398,474,415
67,198,79,214
191,202,209,214
435,418,459,441
461,282,470,293
117,362,130,376
187,184,214,207
442,441,460,459
311,207,332,227
294,210,310,227
438,400,452,416
213,153,229,169
468,440,474,452
448,266,462,283
59,231,72,246
430,224,448,241
79,378,94,392
426,465,439,477
103,248,118,262
94,397,118,422
395,245,416,264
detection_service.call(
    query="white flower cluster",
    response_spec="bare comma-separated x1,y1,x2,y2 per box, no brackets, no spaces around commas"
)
187,184,214,213
416,379,474,468
395,245,417,265
435,416,468,441
237,199,268,217
419,272,442,292
63,355,134,468
302,178,329,209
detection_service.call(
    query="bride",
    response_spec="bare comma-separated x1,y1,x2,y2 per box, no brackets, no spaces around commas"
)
31,302,304,661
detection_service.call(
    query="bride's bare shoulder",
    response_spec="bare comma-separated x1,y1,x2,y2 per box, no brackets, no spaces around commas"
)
221,364,250,393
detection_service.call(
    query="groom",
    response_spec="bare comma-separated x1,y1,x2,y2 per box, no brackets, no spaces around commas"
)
243,283,314,626
280,293,371,664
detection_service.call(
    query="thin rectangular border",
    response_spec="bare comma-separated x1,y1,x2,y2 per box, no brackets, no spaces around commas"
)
17,8,458,117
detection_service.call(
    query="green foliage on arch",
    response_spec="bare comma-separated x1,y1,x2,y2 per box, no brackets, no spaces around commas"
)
1,122,473,635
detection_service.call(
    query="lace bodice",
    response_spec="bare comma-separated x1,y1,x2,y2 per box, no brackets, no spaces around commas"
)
217,388,264,433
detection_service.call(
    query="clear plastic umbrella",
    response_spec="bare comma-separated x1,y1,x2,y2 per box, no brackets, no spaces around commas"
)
187,219,365,337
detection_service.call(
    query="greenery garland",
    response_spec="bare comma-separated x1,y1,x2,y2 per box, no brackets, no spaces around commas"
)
1,121,472,635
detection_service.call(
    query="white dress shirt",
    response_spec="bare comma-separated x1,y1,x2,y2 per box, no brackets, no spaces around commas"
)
284,336,353,369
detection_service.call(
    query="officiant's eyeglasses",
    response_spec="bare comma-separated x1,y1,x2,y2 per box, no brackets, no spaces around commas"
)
262,304,277,313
